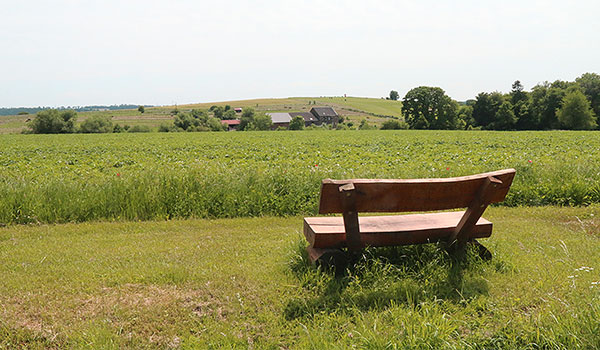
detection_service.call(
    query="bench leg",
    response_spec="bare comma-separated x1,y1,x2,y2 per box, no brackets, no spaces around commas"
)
468,239,492,261
447,239,492,261
306,245,347,271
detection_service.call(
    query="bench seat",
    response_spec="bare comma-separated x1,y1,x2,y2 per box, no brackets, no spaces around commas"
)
304,211,492,249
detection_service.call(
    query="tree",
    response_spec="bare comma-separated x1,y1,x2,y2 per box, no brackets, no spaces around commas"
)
29,109,77,134
252,113,272,130
513,97,538,130
575,72,600,120
491,101,517,130
211,106,224,119
457,105,474,129
138,106,145,113
510,80,527,105
239,108,256,130
288,115,305,130
557,89,597,130
401,86,459,129
389,90,399,101
222,110,236,120
472,92,504,129
79,116,113,133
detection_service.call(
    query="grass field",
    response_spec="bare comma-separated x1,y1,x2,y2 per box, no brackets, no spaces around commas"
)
1,206,599,349
0,97,401,134
1,130,599,225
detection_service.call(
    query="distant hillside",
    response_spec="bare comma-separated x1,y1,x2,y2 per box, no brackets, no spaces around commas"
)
0,97,401,133
0,105,152,116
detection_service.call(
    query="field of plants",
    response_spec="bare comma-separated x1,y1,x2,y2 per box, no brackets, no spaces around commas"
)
1,130,599,225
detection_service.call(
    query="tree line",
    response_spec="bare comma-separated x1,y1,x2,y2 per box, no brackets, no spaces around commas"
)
396,72,599,130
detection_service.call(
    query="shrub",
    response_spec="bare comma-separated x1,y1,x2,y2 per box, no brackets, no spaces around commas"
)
113,124,126,133
79,116,113,133
128,125,151,133
359,119,376,130
381,119,409,130
158,123,179,132
138,106,145,113
239,109,272,130
288,116,305,130
29,109,77,134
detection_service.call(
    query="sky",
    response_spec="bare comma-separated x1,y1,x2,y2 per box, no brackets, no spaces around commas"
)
1,0,599,107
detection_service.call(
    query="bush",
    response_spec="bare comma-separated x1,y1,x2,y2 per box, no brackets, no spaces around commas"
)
381,119,409,130
79,116,113,133
172,110,224,132
239,108,272,130
288,116,305,130
359,119,376,130
29,109,77,134
128,125,151,133
113,124,126,133
138,106,145,113
158,123,179,132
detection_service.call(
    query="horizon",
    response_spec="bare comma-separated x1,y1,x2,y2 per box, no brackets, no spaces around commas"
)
2,0,599,108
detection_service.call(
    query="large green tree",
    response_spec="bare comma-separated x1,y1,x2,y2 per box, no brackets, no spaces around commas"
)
471,92,504,129
575,72,600,120
491,101,517,130
557,89,597,130
401,86,459,129
389,90,399,101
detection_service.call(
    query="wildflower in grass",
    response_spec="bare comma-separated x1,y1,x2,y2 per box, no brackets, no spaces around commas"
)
528,160,532,163
116,173,121,177
446,167,450,171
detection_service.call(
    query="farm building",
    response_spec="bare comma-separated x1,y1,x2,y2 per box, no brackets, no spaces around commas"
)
266,112,292,129
289,112,319,127
221,119,241,131
234,107,242,113
310,107,338,126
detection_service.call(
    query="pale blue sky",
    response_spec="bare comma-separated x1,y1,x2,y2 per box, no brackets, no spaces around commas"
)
1,0,599,107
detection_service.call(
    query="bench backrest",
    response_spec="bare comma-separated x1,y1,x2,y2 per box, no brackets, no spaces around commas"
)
318,169,516,214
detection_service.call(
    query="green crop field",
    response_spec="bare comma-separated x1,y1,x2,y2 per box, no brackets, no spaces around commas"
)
0,130,599,225
2,130,600,349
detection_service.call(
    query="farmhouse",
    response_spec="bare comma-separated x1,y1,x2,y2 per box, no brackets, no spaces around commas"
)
310,107,339,126
234,107,242,113
266,112,292,129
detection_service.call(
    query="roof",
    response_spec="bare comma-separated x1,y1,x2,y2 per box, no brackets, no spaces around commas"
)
310,107,338,117
290,112,317,122
266,112,292,123
221,119,240,125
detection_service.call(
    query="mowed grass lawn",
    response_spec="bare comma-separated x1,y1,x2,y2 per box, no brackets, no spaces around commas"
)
1,206,600,349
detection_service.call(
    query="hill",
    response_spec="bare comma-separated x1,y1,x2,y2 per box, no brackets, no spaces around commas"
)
0,97,401,133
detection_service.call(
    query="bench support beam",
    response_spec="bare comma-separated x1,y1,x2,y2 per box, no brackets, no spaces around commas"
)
339,183,362,251
448,176,502,249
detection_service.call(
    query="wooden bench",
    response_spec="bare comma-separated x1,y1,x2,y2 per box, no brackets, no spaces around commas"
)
303,169,516,267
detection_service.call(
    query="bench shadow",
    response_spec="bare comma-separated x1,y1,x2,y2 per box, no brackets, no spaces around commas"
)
285,240,509,320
